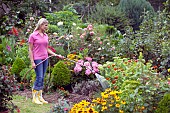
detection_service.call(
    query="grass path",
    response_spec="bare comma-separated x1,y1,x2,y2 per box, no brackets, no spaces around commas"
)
12,95,53,113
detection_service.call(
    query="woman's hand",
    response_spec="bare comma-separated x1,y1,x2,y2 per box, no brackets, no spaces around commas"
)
32,62,36,69
54,54,64,59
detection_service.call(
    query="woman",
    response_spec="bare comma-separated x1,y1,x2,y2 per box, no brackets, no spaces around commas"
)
28,18,63,104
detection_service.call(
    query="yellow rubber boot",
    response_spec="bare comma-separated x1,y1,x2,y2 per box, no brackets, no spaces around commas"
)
32,90,43,105
38,90,48,104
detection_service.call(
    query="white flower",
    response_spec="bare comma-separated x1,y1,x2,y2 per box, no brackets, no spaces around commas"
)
97,48,101,50
30,17,34,21
53,32,58,36
69,35,73,38
66,37,69,40
57,21,63,26
72,23,76,26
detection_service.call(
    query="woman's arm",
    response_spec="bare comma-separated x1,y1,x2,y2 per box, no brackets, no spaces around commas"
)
29,43,36,68
47,48,57,56
47,48,64,59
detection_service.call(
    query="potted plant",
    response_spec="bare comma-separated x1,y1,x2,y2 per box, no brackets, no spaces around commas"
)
0,65,18,113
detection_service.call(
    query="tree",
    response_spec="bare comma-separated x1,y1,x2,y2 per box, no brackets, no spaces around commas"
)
118,0,154,30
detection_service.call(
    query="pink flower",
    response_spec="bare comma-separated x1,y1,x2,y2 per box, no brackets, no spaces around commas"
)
111,47,115,51
84,28,87,31
97,37,101,40
6,45,11,51
84,61,91,67
27,29,30,32
90,31,94,36
79,48,84,51
87,24,93,31
74,64,82,73
64,108,68,111
77,60,84,66
92,61,98,67
80,35,84,39
85,57,92,62
168,81,170,85
85,69,91,75
99,41,102,44
93,67,99,73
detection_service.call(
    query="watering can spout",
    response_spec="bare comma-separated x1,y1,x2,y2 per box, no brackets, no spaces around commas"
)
95,73,110,90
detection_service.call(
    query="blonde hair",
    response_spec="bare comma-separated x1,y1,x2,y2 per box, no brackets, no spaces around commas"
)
34,18,48,31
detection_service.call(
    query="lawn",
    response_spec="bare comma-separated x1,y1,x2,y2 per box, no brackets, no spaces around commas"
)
12,95,53,113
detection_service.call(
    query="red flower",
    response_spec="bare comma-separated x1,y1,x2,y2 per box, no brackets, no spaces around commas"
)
20,39,26,45
17,108,20,113
48,46,56,53
107,65,111,68
12,26,19,36
112,80,116,84
153,65,158,69
114,76,118,79
106,77,110,80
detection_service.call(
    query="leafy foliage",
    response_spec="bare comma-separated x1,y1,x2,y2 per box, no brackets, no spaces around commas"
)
99,52,170,112
0,67,18,112
45,9,81,35
155,93,170,113
87,1,131,33
118,0,154,30
72,80,102,96
11,57,26,75
49,97,71,113
51,61,71,86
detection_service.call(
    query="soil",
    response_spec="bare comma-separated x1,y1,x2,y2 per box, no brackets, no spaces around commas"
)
14,89,92,104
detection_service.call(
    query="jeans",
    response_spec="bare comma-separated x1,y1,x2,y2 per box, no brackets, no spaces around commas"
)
33,59,48,90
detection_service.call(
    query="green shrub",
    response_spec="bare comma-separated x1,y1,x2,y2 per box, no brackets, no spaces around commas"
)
11,57,26,75
118,0,154,30
48,24,59,33
45,10,81,35
155,93,170,113
16,44,30,66
99,52,170,112
87,1,131,33
51,61,71,86
19,68,35,83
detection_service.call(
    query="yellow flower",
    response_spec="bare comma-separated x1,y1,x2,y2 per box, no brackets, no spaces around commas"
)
115,104,120,108
168,68,170,73
168,78,170,81
121,100,126,104
87,107,97,113
101,101,107,106
110,100,114,103
101,106,107,111
109,104,113,107
119,110,124,113
102,94,109,99
105,88,111,92
109,91,116,96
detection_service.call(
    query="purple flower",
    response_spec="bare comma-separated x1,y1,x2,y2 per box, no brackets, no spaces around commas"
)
6,45,11,51
74,64,82,73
